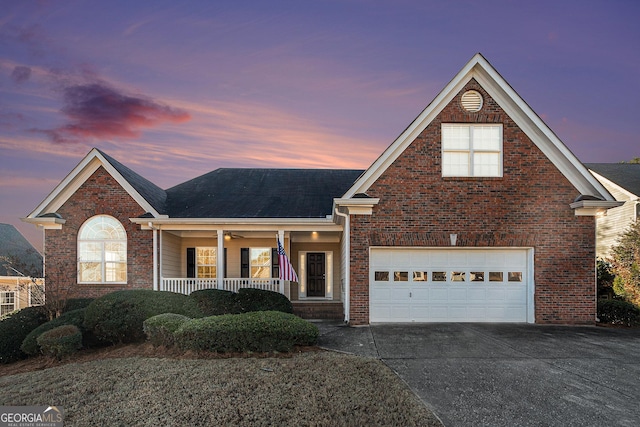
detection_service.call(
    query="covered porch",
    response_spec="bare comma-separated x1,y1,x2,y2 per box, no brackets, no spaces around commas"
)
133,218,346,310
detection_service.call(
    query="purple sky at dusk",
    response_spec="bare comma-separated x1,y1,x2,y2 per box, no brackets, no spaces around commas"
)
1,0,639,252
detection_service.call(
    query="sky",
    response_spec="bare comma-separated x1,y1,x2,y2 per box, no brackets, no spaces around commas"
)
1,0,639,252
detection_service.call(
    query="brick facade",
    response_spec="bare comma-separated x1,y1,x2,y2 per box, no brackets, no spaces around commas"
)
44,167,153,300
349,79,596,325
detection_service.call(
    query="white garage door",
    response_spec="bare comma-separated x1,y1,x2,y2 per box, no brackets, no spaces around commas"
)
370,248,532,323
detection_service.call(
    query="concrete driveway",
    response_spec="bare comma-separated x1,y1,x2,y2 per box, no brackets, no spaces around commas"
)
316,322,640,427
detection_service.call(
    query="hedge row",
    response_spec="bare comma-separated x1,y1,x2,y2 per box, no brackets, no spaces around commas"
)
598,299,640,326
160,311,318,353
191,288,293,316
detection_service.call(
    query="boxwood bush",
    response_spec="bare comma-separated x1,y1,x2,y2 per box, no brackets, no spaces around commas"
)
0,306,48,364
62,298,95,312
189,288,293,316
143,313,191,347
190,289,239,316
236,288,293,314
21,308,100,356
37,325,83,359
84,290,204,344
175,311,318,353
598,299,640,326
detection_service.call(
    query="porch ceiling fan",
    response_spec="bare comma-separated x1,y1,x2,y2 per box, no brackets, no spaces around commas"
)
224,232,245,239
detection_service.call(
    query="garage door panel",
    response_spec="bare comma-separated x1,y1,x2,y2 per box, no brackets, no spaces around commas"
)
370,248,530,323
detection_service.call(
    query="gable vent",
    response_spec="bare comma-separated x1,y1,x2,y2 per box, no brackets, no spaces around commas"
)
461,90,483,112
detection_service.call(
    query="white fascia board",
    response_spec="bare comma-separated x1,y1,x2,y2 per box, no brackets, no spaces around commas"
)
342,53,615,203
589,171,638,201
133,217,341,232
472,64,616,201
342,56,479,198
570,200,624,216
20,216,65,229
27,148,162,219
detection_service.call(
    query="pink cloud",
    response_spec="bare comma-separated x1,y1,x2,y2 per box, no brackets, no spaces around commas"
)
41,82,191,143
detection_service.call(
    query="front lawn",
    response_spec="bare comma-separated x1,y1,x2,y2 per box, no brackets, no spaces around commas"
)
0,348,442,426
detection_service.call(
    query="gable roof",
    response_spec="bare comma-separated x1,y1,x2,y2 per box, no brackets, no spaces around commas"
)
342,53,615,203
586,163,640,199
166,168,363,218
97,150,167,214
24,148,167,223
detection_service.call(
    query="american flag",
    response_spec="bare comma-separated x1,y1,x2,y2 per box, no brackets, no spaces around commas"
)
277,238,299,282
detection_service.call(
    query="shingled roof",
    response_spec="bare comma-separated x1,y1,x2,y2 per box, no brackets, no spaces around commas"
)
165,168,364,218
585,163,640,197
97,149,168,214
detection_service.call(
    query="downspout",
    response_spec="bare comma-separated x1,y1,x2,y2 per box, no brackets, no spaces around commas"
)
149,222,158,291
334,208,349,323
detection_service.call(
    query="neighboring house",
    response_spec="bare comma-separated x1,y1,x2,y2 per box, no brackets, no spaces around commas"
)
585,163,640,258
0,276,45,316
0,223,43,277
23,53,621,325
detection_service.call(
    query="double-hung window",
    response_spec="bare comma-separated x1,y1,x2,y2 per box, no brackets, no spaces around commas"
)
442,124,502,177
250,248,271,278
0,291,16,316
196,247,216,278
78,215,127,284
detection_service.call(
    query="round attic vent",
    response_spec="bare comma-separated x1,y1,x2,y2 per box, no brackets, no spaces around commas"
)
461,90,483,112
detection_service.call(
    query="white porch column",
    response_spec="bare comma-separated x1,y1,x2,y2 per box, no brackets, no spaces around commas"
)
152,226,158,291
278,229,286,295
217,229,224,290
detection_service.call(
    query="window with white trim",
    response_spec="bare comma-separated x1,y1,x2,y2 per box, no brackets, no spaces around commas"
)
442,124,502,177
78,215,127,284
251,248,271,278
1,291,16,316
197,247,217,278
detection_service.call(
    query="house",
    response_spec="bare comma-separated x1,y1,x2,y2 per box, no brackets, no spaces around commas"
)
0,223,45,315
585,163,640,258
23,53,621,325
0,276,45,316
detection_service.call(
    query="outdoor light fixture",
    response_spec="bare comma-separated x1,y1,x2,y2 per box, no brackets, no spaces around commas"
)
450,234,457,246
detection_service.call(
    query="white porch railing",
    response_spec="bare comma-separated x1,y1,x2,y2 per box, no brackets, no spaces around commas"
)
161,278,289,299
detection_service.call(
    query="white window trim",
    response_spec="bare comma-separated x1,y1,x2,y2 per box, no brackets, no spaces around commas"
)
442,124,503,177
196,247,217,278
250,247,272,279
78,215,127,285
0,291,16,315
298,251,333,300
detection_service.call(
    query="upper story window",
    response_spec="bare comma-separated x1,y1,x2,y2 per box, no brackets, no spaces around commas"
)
78,215,127,284
442,124,502,177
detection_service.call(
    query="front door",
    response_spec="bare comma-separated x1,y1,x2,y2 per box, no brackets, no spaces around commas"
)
307,253,326,297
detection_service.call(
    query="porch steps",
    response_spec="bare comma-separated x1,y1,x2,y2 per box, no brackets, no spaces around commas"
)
293,301,343,320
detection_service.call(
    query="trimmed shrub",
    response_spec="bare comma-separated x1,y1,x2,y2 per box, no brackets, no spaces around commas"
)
21,308,101,356
175,311,319,353
143,313,191,347
62,298,95,313
84,290,204,344
598,299,640,326
37,325,82,359
236,288,293,314
190,289,239,316
0,306,48,364
189,288,293,316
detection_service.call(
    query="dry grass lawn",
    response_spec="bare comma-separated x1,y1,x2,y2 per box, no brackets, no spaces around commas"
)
0,345,442,426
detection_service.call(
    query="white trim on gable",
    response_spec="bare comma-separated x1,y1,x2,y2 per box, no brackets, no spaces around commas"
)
589,170,639,201
342,53,616,205
24,148,163,223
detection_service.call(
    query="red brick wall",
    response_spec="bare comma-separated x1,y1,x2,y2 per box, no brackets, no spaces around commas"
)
349,79,596,325
44,166,153,300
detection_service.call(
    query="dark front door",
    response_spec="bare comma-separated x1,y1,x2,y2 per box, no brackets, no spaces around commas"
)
307,253,326,297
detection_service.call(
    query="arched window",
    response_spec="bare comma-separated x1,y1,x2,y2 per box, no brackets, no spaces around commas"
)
78,215,127,283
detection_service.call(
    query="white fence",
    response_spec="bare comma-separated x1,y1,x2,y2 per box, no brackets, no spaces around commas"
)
161,278,288,299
